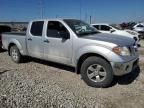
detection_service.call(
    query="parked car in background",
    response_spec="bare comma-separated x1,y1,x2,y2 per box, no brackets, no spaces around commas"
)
133,23,144,39
0,25,11,50
92,23,140,42
2,19,139,88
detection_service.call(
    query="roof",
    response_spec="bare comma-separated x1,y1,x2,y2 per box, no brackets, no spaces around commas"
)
91,23,110,25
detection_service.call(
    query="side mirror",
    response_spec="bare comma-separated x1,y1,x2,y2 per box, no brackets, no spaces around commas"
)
110,29,115,33
59,31,70,39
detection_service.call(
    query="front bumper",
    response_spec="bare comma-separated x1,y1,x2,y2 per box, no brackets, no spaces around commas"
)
111,57,139,76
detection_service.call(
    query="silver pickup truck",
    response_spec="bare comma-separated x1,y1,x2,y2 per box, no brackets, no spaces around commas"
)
2,19,139,87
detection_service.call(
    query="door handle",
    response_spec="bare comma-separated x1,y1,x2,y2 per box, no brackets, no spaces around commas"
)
43,39,49,43
28,38,32,41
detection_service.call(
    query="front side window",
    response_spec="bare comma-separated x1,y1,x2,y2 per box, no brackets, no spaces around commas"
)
30,21,44,36
47,21,69,38
100,25,111,31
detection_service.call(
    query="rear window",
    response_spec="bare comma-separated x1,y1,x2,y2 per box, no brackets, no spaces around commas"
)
30,21,44,36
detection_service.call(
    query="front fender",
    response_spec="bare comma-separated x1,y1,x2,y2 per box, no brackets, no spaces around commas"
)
73,45,123,66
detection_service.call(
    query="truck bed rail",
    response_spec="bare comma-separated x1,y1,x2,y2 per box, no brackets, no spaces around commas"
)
3,32,26,36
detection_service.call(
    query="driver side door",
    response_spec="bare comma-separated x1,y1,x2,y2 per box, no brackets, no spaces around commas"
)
43,21,73,64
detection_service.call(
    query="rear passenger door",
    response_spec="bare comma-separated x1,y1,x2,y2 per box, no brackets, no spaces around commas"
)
27,21,44,58
43,21,72,64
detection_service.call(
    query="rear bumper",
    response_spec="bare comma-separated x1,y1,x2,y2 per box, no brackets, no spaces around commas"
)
111,57,139,76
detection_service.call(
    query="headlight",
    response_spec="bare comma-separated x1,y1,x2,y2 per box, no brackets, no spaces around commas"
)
113,46,130,56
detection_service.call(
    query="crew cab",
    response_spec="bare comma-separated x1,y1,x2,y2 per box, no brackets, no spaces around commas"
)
92,23,140,42
2,19,139,87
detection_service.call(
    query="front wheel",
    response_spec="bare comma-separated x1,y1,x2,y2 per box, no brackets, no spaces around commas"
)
81,56,113,88
10,45,22,63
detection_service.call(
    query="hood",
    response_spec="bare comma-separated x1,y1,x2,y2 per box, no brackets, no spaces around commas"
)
124,29,139,36
81,33,135,46
117,30,134,36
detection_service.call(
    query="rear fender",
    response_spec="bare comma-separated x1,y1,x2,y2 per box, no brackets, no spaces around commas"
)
8,39,24,55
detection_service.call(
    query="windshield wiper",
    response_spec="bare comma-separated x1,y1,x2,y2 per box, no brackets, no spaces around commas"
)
78,31,99,37
89,31,99,34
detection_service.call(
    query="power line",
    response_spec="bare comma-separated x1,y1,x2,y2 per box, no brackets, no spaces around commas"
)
80,0,82,20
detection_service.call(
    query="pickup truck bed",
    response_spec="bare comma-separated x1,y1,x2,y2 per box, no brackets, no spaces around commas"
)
2,32,27,55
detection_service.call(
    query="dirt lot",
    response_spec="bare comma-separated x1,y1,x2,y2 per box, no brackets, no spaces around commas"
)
0,40,144,108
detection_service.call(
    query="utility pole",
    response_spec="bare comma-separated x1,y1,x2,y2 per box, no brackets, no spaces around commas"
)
90,16,92,24
39,0,44,19
80,0,82,20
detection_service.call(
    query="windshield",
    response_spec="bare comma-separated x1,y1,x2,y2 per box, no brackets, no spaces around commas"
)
63,19,99,37
137,24,144,27
110,24,123,30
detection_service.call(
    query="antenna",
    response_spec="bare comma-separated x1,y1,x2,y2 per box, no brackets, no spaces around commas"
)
80,0,82,20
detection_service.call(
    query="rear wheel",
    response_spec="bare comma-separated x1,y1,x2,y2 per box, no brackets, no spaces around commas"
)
10,45,22,63
81,56,113,88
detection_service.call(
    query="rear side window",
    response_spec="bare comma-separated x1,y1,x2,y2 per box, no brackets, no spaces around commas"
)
30,21,44,36
100,25,111,31
93,25,99,30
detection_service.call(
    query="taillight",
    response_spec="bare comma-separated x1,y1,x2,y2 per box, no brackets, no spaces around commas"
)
0,34,1,41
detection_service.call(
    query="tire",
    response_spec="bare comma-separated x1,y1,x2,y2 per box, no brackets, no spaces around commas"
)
81,56,113,88
10,45,22,63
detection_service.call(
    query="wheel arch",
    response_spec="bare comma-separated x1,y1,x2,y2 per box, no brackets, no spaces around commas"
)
8,43,16,55
8,39,23,55
76,53,111,74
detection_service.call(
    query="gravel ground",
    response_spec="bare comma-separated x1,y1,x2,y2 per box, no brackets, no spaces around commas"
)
0,40,144,108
